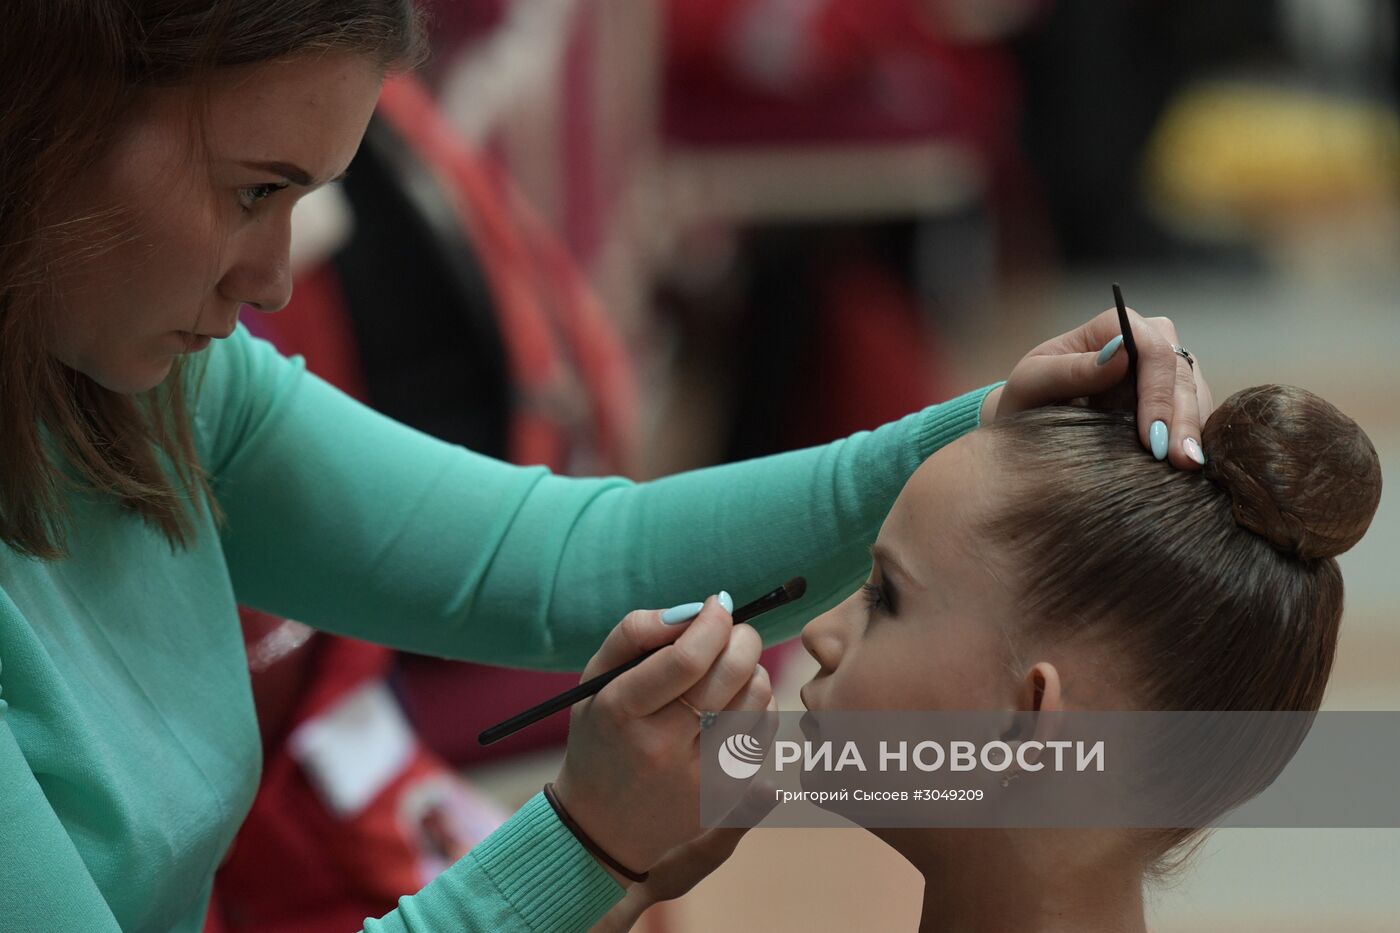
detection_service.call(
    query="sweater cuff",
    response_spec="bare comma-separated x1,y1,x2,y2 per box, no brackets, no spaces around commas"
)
912,382,1004,461
470,790,625,932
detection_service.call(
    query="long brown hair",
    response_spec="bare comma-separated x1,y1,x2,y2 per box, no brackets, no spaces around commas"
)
0,0,426,559
980,385,1382,875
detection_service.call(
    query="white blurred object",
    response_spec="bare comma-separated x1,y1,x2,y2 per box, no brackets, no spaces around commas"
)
917,0,1043,42
288,681,417,817
662,141,984,228
245,618,315,673
731,0,827,92
436,0,663,338
289,182,354,274
1280,0,1395,81
437,0,580,145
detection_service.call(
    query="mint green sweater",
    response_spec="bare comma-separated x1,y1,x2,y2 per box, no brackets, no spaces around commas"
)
0,324,995,931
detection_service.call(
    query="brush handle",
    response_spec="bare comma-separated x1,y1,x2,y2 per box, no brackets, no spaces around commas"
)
478,579,804,745
478,651,652,746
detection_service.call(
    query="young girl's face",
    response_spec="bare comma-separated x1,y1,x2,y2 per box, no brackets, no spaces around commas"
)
47,52,383,394
799,431,1024,712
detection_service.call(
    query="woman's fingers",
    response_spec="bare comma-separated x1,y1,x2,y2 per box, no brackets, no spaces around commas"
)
595,596,734,719
995,306,1213,470
1121,315,1185,465
1025,305,1138,356
662,654,775,738
716,668,780,746
677,624,764,713
997,343,1127,414
999,305,1158,412
553,608,774,876
1141,317,1205,470
580,592,728,681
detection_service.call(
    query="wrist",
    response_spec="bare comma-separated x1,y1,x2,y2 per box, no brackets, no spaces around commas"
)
597,861,638,890
546,780,655,885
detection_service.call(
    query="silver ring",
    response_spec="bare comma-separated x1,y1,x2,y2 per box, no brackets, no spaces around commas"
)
676,696,718,730
1171,345,1195,369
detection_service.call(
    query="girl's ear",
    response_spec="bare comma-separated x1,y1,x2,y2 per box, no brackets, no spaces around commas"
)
999,662,1060,735
1000,663,1063,765
1022,662,1063,714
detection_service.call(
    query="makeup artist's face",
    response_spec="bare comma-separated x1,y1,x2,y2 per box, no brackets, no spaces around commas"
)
799,432,1021,712
47,52,383,394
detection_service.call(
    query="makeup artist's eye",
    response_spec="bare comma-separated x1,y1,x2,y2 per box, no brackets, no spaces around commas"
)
237,182,289,212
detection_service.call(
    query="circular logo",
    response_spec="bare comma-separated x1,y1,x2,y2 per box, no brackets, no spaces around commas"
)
717,732,767,779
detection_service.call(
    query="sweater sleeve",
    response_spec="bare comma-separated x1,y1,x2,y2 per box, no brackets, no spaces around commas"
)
0,681,123,931
361,792,622,933
196,323,998,669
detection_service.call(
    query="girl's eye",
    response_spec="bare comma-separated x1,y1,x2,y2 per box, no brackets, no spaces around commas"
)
237,182,288,212
861,582,892,616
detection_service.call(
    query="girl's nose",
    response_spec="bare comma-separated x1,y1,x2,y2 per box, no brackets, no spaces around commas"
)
800,611,842,674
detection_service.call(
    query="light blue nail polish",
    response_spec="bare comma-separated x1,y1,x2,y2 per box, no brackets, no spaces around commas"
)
661,601,705,625
718,591,734,614
1150,420,1169,461
1095,335,1124,366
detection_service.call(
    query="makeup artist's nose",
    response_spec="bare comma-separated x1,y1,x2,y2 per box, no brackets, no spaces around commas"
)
220,218,294,314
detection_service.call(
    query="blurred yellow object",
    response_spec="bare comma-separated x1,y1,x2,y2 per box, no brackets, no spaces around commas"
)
1142,81,1400,238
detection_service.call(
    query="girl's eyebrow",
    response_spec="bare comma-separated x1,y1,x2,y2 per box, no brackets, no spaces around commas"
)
869,542,921,591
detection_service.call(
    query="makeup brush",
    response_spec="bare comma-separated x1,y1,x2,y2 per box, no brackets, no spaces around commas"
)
1112,282,1139,390
478,577,808,746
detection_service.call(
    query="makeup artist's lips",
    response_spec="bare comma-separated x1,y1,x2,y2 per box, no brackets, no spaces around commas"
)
175,328,235,351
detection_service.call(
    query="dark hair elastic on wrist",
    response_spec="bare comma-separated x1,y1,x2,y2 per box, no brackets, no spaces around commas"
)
542,782,650,883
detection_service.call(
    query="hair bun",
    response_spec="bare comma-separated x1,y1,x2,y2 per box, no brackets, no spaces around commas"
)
1201,385,1382,560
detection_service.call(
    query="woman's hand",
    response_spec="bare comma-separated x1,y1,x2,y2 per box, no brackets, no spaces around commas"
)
980,307,1215,470
551,595,774,887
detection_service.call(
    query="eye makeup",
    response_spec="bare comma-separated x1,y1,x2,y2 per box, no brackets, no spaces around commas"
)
861,580,895,615
863,547,899,615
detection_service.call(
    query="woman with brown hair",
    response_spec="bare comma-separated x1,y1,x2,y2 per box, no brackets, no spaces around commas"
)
798,384,1382,932
0,1,1211,930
